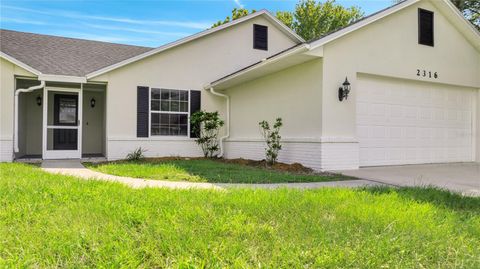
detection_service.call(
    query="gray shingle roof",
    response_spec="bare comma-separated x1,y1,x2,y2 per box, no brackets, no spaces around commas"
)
0,29,154,76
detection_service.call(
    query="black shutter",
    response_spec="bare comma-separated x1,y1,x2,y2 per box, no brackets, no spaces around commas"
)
418,9,434,46
137,86,149,138
253,24,268,50
190,90,201,138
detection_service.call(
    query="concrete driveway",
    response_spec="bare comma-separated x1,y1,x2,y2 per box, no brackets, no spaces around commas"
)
339,163,480,196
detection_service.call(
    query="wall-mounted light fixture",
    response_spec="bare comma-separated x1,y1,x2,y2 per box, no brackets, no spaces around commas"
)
338,77,351,102
36,95,42,106
90,98,96,108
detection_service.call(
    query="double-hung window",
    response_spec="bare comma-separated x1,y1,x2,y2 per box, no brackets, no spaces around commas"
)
150,88,189,136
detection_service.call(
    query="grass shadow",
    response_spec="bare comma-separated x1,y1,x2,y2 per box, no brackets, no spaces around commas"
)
363,186,480,213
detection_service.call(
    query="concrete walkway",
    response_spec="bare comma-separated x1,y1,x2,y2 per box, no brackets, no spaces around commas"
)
41,160,383,190
340,163,480,197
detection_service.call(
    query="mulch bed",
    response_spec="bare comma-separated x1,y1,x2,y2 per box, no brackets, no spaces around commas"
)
141,157,331,175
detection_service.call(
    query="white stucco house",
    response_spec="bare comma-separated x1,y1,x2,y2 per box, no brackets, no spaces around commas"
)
1,0,479,171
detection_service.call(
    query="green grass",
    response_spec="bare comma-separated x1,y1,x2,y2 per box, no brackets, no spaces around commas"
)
1,163,479,268
85,159,351,183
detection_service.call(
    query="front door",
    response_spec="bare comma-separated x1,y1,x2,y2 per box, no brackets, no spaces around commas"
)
43,86,82,159
53,94,78,150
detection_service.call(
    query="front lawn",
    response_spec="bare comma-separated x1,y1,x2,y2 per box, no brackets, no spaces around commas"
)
85,158,351,183
1,163,479,268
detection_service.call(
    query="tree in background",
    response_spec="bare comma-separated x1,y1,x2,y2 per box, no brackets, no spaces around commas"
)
393,0,479,30
212,0,363,41
283,0,363,41
446,0,479,30
212,8,256,28
214,0,479,40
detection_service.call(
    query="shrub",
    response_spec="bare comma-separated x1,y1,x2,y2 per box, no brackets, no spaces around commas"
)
126,147,146,161
259,118,283,165
190,111,225,158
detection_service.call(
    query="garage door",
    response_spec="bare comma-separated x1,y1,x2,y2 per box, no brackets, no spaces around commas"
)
357,74,475,167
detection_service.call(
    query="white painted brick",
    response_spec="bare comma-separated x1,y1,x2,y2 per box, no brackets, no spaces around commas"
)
107,139,203,161
224,140,359,171
0,140,13,162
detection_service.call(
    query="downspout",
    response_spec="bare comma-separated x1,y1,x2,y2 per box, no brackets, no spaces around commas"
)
14,80,45,153
209,87,229,158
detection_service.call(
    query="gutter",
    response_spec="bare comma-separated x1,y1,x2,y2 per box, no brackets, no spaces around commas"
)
208,87,230,158
14,81,45,153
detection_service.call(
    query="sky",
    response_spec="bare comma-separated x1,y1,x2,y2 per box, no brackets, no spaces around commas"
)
0,0,394,47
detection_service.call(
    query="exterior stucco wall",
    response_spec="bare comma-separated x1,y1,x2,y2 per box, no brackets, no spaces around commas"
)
82,90,105,155
226,59,323,139
314,1,480,168
221,59,325,169
94,16,299,160
18,91,43,156
0,58,36,161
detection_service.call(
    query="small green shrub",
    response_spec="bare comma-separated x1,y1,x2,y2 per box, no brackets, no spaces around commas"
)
191,111,225,158
126,147,146,161
259,118,283,165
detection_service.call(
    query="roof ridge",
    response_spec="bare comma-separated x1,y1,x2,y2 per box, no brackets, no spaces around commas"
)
0,28,154,49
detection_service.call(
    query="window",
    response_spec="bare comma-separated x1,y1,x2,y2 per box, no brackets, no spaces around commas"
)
150,88,189,136
418,9,434,46
253,24,268,50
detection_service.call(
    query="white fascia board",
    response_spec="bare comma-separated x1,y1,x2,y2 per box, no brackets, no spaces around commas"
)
0,52,41,75
86,10,304,80
38,74,87,83
309,0,420,49
207,44,310,89
432,0,480,50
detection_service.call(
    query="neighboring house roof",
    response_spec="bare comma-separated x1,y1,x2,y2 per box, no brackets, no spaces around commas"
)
207,0,480,89
85,10,305,79
0,29,153,77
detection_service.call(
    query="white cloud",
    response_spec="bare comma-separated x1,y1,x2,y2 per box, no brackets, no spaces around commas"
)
50,31,155,44
0,17,49,25
83,23,191,37
233,0,244,8
2,5,212,30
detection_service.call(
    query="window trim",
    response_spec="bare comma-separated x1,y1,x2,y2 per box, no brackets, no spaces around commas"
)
253,24,268,51
148,88,191,138
418,8,434,47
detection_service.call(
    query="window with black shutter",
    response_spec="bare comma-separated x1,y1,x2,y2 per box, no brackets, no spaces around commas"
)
253,24,268,50
150,89,189,136
418,9,434,47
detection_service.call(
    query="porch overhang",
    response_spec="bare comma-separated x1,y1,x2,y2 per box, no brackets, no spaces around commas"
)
38,74,87,83
205,44,320,91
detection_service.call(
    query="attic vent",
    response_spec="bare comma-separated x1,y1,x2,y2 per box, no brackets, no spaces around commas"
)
253,24,268,51
418,8,434,47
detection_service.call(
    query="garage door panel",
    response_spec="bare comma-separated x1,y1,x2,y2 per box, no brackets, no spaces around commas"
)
357,75,474,167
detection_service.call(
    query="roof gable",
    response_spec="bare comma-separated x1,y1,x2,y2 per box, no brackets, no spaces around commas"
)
86,10,305,79
309,0,480,51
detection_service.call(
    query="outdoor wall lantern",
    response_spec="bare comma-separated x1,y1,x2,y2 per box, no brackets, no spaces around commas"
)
36,95,42,106
90,98,96,108
338,77,351,101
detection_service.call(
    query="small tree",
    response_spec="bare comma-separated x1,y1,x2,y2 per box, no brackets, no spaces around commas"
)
191,111,225,158
259,118,283,165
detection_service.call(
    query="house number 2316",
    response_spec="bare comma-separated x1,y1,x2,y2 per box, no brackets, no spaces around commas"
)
416,69,438,79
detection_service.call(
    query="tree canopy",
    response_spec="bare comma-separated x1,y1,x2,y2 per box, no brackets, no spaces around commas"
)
212,0,363,41
213,0,479,41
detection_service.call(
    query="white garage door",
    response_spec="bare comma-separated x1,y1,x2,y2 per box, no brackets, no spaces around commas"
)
357,75,475,167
